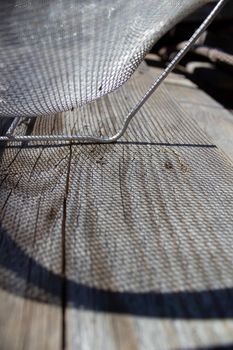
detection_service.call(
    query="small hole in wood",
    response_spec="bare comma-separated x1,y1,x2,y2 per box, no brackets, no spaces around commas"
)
164,161,173,170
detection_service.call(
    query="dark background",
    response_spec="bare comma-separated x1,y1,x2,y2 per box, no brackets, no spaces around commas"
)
147,1,233,110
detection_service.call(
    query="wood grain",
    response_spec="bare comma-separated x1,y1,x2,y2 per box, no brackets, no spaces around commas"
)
0,64,233,350
0,119,70,349
155,66,233,162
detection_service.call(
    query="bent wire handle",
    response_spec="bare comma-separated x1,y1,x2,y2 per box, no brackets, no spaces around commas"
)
0,0,228,143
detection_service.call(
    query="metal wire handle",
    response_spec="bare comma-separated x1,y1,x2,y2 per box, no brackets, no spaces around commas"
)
0,0,228,143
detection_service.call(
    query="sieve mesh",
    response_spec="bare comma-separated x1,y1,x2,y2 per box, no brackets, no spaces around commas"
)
0,0,208,118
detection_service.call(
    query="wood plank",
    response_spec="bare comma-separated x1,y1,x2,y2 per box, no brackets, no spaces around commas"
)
180,103,233,162
0,64,233,349
165,79,221,108
155,66,233,162
0,117,71,349
59,67,233,349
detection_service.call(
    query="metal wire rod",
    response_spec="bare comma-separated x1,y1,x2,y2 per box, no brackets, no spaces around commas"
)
0,0,227,143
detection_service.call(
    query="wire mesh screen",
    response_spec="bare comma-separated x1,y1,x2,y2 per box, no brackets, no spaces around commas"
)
0,0,207,118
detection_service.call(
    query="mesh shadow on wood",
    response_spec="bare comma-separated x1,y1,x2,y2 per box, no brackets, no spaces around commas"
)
0,60,232,326
0,227,233,319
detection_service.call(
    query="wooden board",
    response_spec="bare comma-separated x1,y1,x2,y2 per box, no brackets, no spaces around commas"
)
0,64,233,350
0,122,69,349
151,66,233,162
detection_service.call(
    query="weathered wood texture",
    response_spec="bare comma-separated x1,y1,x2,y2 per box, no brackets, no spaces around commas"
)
153,66,233,162
0,64,233,350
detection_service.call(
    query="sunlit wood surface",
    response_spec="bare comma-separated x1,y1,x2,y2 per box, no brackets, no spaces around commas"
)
0,64,233,350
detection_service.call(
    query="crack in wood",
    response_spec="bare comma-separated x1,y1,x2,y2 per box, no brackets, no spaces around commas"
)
61,143,72,350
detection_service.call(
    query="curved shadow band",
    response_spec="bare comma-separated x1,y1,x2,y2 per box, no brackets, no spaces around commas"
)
0,227,233,319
